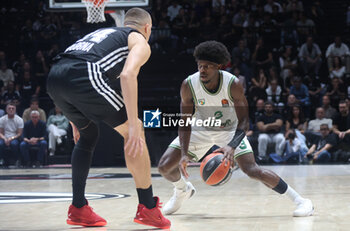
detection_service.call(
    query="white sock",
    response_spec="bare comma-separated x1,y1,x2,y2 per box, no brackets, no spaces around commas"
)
172,175,187,190
284,185,304,204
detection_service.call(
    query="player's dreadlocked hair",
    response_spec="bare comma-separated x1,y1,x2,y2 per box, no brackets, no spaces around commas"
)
193,41,231,65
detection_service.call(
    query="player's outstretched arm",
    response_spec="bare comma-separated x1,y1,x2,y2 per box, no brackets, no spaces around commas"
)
179,79,194,178
214,79,249,167
121,32,151,158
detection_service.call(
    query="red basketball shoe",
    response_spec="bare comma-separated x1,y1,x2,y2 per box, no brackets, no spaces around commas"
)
134,197,171,229
66,201,107,227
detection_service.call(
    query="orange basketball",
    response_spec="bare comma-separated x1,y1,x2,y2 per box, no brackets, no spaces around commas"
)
200,153,233,186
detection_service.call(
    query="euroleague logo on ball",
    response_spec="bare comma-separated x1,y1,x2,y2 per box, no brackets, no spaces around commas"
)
205,159,216,171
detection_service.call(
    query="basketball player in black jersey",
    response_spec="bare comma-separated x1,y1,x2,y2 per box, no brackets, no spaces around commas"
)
47,8,170,229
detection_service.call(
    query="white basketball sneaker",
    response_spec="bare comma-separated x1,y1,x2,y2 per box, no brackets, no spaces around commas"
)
293,199,314,217
163,182,196,215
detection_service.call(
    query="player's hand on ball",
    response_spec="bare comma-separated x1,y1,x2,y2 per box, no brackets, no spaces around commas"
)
179,155,191,179
214,146,235,168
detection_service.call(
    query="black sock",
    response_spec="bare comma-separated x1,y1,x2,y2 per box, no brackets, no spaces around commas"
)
137,185,156,209
272,178,288,194
71,147,92,208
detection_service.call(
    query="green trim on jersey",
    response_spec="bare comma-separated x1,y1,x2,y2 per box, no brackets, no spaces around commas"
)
234,150,253,159
169,144,199,161
228,75,236,102
200,71,223,96
187,77,198,105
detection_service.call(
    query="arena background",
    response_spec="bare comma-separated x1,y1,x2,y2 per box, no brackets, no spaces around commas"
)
0,0,349,167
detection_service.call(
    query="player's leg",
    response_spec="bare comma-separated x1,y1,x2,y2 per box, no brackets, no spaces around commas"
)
48,83,98,209
235,137,314,217
58,99,107,226
158,146,182,181
236,152,280,187
64,120,107,227
158,145,196,215
47,89,106,226
71,121,99,207
114,120,171,229
115,120,153,186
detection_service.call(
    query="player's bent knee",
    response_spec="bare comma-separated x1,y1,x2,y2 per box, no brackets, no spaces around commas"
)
158,159,173,176
158,164,167,176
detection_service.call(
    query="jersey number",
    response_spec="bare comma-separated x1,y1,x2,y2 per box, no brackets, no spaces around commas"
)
78,29,116,44
239,140,247,149
214,111,223,119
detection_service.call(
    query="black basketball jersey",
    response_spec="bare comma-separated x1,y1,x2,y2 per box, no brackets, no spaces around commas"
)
61,27,139,79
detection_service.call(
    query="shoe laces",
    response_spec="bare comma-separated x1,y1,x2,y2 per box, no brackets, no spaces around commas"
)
156,201,163,209
84,205,95,216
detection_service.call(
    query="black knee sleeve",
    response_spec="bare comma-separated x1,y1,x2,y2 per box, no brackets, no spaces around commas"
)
75,122,100,152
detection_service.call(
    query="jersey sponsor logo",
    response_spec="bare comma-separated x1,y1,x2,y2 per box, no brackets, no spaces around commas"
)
143,108,161,128
220,119,233,128
221,99,229,107
198,98,205,105
214,110,234,128
0,192,129,204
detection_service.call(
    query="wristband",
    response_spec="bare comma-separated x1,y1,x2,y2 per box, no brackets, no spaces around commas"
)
228,129,245,149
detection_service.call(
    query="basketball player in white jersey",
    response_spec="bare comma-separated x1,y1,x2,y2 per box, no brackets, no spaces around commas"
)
158,41,314,217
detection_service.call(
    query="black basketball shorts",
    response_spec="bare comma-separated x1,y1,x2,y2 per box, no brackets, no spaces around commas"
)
47,58,127,129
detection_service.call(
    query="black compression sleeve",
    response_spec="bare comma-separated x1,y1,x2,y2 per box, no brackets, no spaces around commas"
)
228,129,245,148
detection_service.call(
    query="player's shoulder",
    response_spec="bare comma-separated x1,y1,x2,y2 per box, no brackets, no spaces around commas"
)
220,70,236,79
181,72,199,90
184,71,199,84
187,71,199,80
221,70,239,87
128,30,149,50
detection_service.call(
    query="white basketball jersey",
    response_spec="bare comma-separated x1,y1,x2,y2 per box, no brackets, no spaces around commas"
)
187,70,238,143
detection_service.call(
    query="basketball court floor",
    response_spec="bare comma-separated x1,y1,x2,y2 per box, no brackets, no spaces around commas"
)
0,164,349,231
